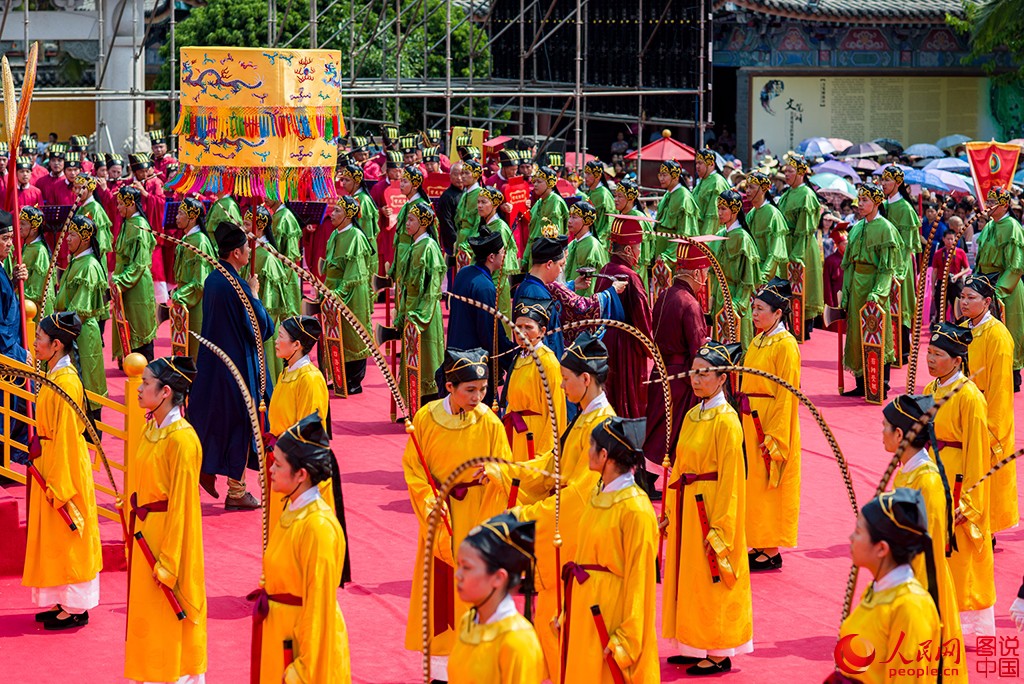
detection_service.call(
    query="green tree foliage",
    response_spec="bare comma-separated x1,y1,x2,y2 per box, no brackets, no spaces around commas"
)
155,0,494,131
949,0,1024,81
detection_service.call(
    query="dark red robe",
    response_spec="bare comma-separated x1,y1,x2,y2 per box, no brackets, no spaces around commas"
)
595,256,652,418
642,280,707,465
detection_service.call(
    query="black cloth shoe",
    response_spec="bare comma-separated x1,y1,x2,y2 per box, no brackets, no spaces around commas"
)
34,606,62,622
224,492,261,510
749,550,783,571
686,657,732,676
667,655,702,665
43,611,89,630
841,377,865,398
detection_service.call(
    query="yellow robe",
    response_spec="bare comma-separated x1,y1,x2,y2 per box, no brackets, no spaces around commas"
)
505,345,567,462
837,577,941,684
449,607,547,684
966,315,1019,532
923,377,996,615
402,399,510,654
22,364,102,592
563,482,659,683
124,417,208,683
512,399,616,679
267,361,333,533
892,456,966,683
663,400,753,653
741,327,802,548
259,494,350,684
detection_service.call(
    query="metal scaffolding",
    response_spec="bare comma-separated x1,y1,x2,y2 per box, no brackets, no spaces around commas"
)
2,0,712,157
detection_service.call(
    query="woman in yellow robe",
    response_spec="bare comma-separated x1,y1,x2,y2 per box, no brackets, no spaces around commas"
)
254,413,350,684
741,277,802,570
402,348,511,678
960,273,1018,532
562,416,659,683
503,298,567,462
125,356,207,683
449,513,546,683
23,312,102,630
662,341,752,675
882,394,966,682
507,332,615,679
923,322,996,637
837,489,942,684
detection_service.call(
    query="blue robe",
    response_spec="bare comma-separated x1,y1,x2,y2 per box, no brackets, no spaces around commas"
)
513,274,563,358
0,264,28,463
189,262,275,479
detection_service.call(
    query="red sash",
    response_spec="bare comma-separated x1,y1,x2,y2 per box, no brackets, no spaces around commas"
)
669,472,719,598
559,562,611,684
246,587,303,684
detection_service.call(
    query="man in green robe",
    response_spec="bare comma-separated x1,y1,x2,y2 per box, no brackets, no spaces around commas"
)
612,177,651,287
390,167,430,290
112,185,158,360
339,163,379,256
73,174,113,260
777,153,824,339
583,159,616,247
880,165,920,364
170,197,216,359
840,183,901,397
17,206,54,322
976,186,1024,385
477,185,520,319
206,189,242,240
454,158,484,264
521,165,569,271
710,190,761,348
743,171,789,282
693,148,731,236
564,200,608,297
653,159,700,290
323,195,373,394
267,198,304,310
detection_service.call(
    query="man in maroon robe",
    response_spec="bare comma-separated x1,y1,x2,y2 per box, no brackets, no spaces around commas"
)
42,152,80,207
642,239,711,474
594,214,653,418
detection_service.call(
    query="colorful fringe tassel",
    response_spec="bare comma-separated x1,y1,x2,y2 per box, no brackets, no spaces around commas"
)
172,106,346,142
165,165,338,202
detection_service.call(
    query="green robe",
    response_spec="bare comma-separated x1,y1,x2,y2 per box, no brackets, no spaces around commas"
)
746,201,789,282
323,225,373,361
22,238,54,322
272,205,304,309
654,183,699,261
840,215,901,375
693,172,731,236
976,214,1024,370
564,231,608,297
77,197,113,259
777,182,824,319
391,191,428,284
521,192,569,271
481,215,521,319
396,235,446,401
111,214,158,357
55,251,108,409
585,183,616,247
455,185,483,253
710,224,761,349
241,241,300,383
170,228,216,359
355,190,380,259
884,195,921,328
207,196,243,238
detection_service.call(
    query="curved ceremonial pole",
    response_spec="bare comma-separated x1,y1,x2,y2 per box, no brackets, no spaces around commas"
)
654,231,737,343
653,365,858,517
2,44,39,355
140,227,268,414
838,373,974,626
420,455,559,684
190,332,270,550
961,448,1022,499
907,214,946,392
553,317,674,572
0,358,128,543
938,210,988,327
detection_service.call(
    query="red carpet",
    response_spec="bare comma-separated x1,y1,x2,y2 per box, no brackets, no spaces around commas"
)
1,301,1021,683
